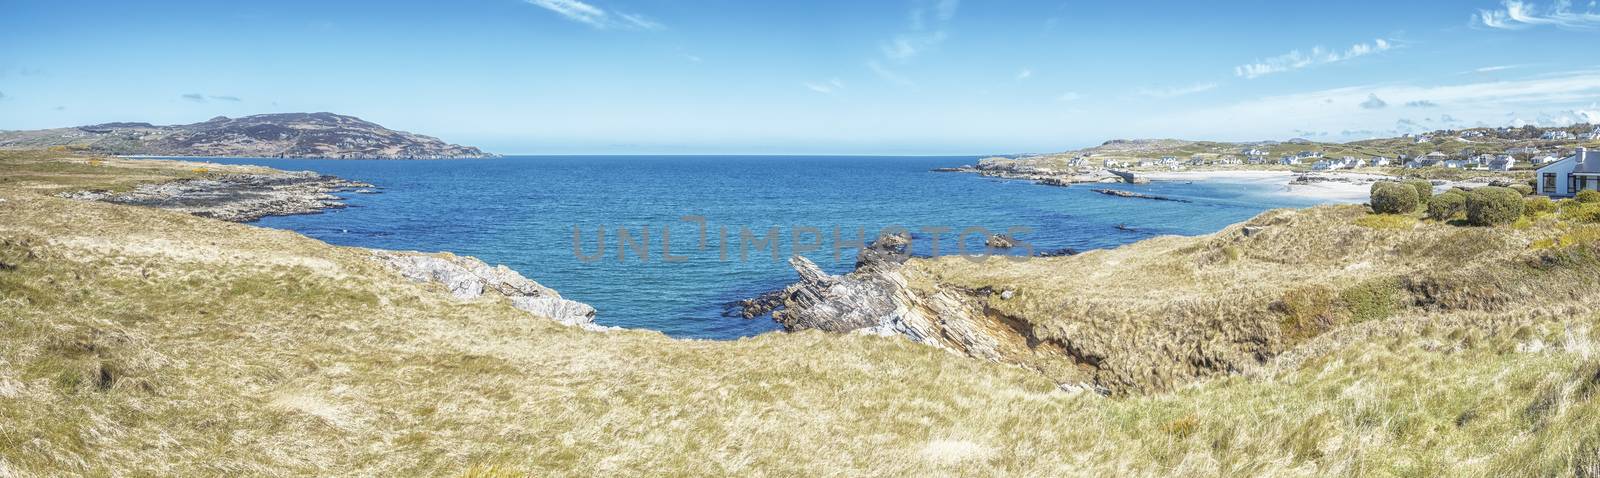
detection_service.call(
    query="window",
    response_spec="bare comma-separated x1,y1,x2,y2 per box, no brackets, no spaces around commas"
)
1545,173,1557,192
1571,175,1580,194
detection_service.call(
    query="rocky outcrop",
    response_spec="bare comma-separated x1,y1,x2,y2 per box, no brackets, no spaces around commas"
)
59,171,374,222
0,112,495,159
1091,188,1190,202
985,234,1018,248
372,250,604,330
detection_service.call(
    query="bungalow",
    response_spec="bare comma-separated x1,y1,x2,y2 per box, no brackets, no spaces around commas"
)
1370,156,1392,167
1442,160,1466,169
1508,146,1542,156
1310,159,1343,171
1280,156,1301,166
1543,130,1575,141
1536,147,1599,197
1532,154,1562,166
1240,148,1268,157
1489,155,1517,172
1582,127,1600,141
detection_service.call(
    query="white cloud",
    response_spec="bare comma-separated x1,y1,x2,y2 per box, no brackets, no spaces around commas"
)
1360,94,1388,109
867,60,914,87
1016,68,1033,80
1474,64,1524,73
870,0,959,85
1234,38,1393,79
524,0,663,30
805,78,845,94
1477,0,1600,29
1137,82,1218,98
1145,70,1600,140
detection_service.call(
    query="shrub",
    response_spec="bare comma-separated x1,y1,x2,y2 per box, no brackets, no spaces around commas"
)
1466,186,1525,226
1511,183,1534,196
1578,190,1600,204
1406,179,1434,206
1370,181,1419,214
1523,196,1555,217
1560,201,1600,223
1428,190,1467,221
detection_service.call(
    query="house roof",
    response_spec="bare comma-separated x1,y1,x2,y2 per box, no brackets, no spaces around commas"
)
1572,149,1600,174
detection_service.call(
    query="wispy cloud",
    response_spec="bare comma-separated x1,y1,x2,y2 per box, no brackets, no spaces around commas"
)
1016,68,1033,80
1360,94,1388,109
1234,38,1393,79
1137,82,1217,98
181,93,243,103
1474,64,1525,73
1477,0,1600,29
524,0,663,30
1147,70,1600,140
866,60,914,87
805,78,845,94
1405,99,1439,107
868,0,958,86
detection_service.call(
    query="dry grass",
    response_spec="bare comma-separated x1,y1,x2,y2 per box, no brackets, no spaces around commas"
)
3,151,1600,476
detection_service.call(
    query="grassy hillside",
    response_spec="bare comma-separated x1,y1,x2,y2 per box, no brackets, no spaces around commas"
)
3,151,1600,476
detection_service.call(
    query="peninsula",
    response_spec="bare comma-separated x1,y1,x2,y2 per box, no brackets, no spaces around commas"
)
0,112,495,159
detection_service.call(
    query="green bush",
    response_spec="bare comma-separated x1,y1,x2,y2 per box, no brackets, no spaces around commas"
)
1524,196,1555,217
1578,190,1600,204
1511,184,1534,196
1370,181,1420,214
1560,201,1600,223
1466,187,1525,226
1428,190,1467,221
1406,179,1434,206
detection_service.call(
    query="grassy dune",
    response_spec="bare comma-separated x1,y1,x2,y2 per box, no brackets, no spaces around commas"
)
3,151,1600,476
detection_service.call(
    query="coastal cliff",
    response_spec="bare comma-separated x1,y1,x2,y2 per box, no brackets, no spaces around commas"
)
775,204,1600,395
0,112,495,159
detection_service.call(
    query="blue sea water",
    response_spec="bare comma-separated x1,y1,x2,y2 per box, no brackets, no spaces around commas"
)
184,156,1332,339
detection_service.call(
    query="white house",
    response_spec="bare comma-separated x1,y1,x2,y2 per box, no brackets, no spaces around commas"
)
1310,159,1342,171
1543,130,1574,140
1582,127,1600,141
1536,147,1599,197
1280,156,1300,166
1370,156,1392,167
1442,160,1466,169
1533,154,1562,166
1489,155,1517,172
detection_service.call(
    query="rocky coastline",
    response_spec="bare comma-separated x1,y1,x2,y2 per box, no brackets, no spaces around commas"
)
933,161,1150,186
59,171,376,222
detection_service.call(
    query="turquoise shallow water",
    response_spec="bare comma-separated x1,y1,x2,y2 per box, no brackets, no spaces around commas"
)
183,156,1330,339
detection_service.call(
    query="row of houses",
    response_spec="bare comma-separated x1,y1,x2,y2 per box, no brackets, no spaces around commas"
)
1309,156,1395,170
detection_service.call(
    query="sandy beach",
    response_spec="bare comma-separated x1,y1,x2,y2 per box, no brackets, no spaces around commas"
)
1142,170,1375,203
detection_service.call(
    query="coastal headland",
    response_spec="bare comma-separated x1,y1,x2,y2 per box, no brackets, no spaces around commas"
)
4,149,1600,476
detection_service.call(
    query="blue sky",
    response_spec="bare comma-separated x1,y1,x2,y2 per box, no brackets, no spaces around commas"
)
2,0,1599,154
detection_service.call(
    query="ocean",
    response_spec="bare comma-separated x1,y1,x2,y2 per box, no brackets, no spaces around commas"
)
188,155,1331,339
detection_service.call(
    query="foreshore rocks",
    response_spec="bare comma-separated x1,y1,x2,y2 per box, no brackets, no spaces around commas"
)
1091,188,1190,202
59,171,373,222
941,158,1144,187
372,250,606,330
985,234,1018,248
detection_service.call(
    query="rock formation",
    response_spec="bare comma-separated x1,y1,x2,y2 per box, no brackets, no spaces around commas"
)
372,250,604,330
59,171,374,222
